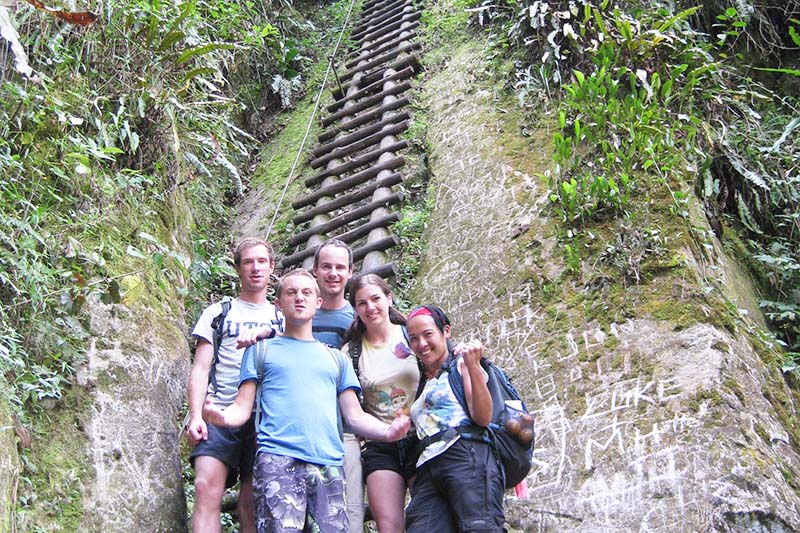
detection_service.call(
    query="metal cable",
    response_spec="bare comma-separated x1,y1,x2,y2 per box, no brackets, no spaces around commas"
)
265,0,360,240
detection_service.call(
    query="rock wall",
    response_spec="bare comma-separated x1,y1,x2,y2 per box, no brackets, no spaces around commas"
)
0,399,20,532
76,302,189,532
413,41,800,531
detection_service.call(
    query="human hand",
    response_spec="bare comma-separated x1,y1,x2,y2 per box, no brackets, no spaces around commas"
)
385,411,411,441
236,326,272,349
186,416,208,446
202,398,226,428
454,340,483,369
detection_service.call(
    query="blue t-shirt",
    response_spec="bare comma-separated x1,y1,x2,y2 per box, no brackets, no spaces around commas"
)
240,336,360,466
312,303,355,349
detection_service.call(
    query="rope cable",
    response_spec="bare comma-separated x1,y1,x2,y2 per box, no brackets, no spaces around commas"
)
265,0,360,241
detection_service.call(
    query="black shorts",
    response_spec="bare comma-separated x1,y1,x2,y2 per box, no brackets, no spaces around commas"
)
362,436,419,481
190,413,256,488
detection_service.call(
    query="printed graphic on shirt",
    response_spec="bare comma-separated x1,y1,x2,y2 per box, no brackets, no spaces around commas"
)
393,341,413,359
358,324,420,425
412,374,465,436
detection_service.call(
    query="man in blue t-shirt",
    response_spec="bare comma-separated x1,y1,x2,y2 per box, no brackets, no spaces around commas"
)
309,238,362,532
311,238,355,349
203,269,410,533
234,239,362,530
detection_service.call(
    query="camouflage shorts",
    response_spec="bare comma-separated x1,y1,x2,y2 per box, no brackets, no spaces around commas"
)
252,452,348,533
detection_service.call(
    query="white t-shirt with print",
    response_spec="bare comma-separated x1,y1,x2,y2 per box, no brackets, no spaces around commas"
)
345,324,420,427
192,297,283,409
410,356,487,466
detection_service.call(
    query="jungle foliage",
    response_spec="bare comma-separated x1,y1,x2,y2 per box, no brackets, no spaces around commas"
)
0,0,348,430
458,0,799,363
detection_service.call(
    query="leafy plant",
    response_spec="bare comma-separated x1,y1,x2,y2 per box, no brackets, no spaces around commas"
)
392,203,432,311
465,0,800,360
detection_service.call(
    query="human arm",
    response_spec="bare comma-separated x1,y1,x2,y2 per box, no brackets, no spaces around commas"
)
456,340,493,427
236,325,276,349
186,340,213,445
339,388,410,442
202,380,256,428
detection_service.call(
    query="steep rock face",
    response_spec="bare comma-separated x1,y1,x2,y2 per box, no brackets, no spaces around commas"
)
0,400,20,532
76,302,189,532
413,42,800,531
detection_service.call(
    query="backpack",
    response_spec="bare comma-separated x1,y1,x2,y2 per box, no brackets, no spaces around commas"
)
207,297,283,393
250,340,349,433
207,297,233,393
445,357,534,489
178,298,233,440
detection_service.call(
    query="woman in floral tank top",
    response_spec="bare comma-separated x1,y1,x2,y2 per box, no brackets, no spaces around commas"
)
405,305,505,532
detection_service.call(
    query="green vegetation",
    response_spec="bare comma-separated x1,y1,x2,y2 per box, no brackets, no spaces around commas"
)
16,388,90,531
457,0,798,367
1,0,798,525
420,0,476,55
392,202,432,310
1,0,357,526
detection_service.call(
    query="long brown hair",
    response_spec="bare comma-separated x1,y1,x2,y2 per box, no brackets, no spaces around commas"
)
343,273,406,346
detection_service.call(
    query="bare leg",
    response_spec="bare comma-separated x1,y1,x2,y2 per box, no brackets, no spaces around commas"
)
192,456,227,533
367,469,406,533
238,476,256,533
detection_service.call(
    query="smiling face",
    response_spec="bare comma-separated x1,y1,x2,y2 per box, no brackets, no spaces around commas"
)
313,245,352,301
276,271,322,324
353,283,392,331
406,314,451,373
235,244,274,296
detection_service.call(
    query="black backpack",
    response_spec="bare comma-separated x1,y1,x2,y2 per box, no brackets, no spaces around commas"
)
207,298,283,393
207,297,232,393
444,357,534,488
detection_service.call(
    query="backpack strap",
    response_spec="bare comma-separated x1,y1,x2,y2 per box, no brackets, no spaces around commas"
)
401,324,410,346
274,305,284,333
252,340,269,429
208,297,232,393
447,356,498,419
446,356,493,441
322,343,348,440
348,338,363,379
419,424,490,450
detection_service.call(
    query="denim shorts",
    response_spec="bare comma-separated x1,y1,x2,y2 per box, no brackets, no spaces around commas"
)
190,414,256,488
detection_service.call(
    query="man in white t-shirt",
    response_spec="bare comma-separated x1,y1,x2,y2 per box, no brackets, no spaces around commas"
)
185,237,283,533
